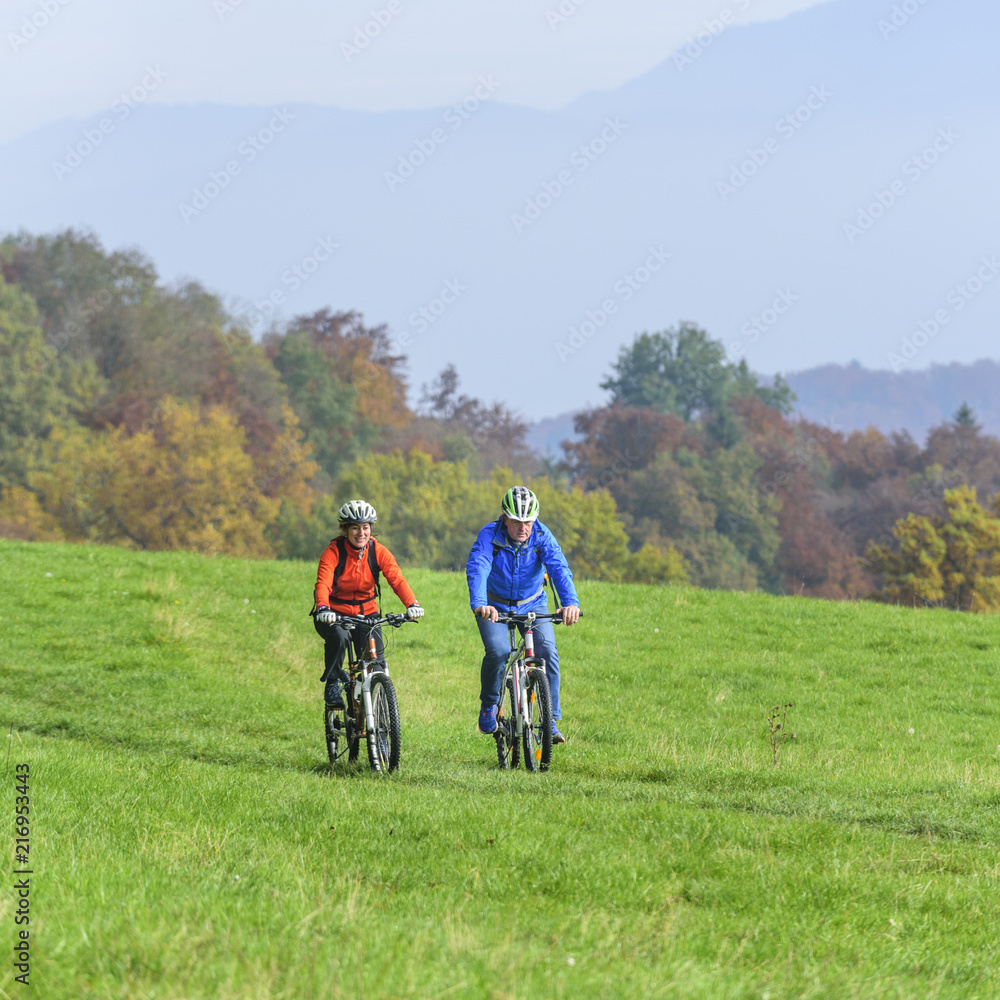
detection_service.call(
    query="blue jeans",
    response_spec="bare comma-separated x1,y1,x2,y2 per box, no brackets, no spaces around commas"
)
477,604,561,720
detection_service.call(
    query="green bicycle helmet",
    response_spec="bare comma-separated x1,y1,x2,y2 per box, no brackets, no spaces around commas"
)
501,486,539,521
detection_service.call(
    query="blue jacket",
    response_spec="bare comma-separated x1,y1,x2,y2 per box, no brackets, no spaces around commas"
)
467,519,579,612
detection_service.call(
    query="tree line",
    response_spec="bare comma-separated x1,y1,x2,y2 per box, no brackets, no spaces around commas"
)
3,229,999,608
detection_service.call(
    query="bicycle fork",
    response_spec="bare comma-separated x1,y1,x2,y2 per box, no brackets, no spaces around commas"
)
360,633,386,769
514,622,538,738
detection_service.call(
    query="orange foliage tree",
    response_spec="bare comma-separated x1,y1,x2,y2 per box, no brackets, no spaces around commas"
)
0,398,316,557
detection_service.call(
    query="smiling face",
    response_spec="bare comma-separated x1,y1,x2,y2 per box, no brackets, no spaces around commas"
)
502,514,534,544
344,522,372,548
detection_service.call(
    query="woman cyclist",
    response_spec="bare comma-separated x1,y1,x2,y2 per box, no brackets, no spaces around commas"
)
312,500,423,709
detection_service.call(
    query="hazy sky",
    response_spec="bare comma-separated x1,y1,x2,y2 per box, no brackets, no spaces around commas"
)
4,0,832,140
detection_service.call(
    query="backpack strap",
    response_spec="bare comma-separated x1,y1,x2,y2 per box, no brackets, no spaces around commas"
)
331,537,349,595
368,540,382,609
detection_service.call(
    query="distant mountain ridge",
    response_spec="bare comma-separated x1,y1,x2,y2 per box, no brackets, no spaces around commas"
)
785,359,1000,440
527,359,1000,453
1,0,997,418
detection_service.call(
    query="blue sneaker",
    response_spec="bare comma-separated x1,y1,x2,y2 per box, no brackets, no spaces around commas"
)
478,705,498,735
551,721,566,744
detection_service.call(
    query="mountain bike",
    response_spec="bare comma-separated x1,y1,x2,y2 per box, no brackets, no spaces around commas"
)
323,613,415,773
492,610,567,773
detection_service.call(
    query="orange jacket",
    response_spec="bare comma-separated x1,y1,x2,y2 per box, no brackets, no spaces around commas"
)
314,537,417,615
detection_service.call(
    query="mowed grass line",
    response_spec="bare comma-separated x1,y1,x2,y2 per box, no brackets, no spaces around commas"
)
1,538,998,999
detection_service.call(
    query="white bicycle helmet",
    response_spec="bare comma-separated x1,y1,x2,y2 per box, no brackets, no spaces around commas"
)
338,499,378,525
501,486,539,521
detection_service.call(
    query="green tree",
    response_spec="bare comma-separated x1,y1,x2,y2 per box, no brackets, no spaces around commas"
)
953,402,979,429
601,323,794,418
0,273,100,487
624,444,779,590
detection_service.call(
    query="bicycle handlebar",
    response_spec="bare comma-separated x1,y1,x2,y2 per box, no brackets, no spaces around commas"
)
334,613,415,629
491,609,582,625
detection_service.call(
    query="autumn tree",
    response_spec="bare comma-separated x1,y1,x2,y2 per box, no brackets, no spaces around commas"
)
0,399,294,556
266,309,411,483
863,486,1000,611
393,364,535,477
1,229,296,452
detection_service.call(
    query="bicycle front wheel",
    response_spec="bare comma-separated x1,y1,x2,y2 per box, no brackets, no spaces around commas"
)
324,703,343,764
367,673,401,773
523,666,553,772
346,687,361,762
496,674,520,770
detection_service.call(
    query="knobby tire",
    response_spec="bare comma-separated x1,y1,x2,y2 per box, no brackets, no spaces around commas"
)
346,687,361,762
324,703,344,764
368,673,401,773
523,665,553,772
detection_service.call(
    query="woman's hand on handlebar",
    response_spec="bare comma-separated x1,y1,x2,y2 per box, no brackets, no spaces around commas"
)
474,605,499,623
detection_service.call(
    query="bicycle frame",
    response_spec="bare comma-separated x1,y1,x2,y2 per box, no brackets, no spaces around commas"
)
493,610,561,771
501,615,537,751
331,613,409,768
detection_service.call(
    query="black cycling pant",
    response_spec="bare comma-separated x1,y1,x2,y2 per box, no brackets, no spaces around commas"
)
313,619,384,704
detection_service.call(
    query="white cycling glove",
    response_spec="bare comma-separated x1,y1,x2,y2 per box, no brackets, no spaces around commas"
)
314,607,338,625
406,603,424,620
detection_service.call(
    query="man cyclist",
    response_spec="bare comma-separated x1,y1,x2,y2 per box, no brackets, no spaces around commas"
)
312,500,423,710
467,485,580,744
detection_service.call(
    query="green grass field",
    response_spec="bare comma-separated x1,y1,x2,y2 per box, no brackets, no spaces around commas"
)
1,539,998,999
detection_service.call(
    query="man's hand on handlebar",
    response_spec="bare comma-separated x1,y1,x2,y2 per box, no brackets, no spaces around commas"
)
560,605,580,626
474,605,499,623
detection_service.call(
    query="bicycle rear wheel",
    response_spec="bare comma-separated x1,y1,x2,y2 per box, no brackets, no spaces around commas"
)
523,666,553,772
496,675,520,770
367,673,401,773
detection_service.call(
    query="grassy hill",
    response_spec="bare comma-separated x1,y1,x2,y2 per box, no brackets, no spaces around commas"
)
1,539,999,999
